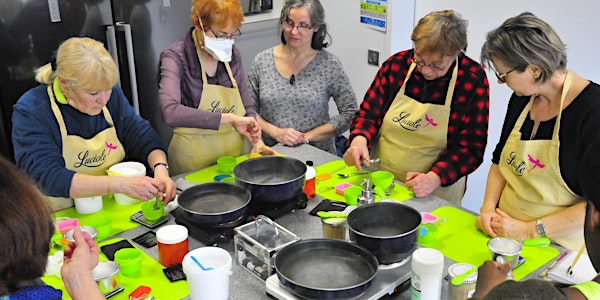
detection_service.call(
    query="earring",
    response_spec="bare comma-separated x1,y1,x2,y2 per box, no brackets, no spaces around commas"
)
534,73,540,79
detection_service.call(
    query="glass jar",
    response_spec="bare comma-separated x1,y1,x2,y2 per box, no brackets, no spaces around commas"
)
448,263,478,300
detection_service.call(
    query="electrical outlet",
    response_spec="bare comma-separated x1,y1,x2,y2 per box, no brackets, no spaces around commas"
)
368,50,379,66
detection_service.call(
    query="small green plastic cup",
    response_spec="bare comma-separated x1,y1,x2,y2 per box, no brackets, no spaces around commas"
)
114,248,143,277
88,217,113,240
141,200,164,221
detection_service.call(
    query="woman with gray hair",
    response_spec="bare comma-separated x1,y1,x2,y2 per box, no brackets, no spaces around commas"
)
344,10,489,205
475,12,600,251
248,0,358,154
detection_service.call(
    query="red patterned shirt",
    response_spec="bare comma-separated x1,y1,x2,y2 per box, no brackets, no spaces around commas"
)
349,49,490,186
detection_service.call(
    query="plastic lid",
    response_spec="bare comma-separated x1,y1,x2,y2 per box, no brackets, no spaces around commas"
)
411,248,444,273
448,263,478,284
156,224,188,244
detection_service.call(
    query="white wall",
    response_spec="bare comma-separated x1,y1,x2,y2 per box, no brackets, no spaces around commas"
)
321,0,600,212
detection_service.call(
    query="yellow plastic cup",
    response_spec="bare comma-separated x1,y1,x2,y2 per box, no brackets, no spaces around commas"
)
343,186,362,206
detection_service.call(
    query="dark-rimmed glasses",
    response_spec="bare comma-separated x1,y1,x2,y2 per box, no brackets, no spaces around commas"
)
495,66,523,83
282,18,313,32
209,28,242,40
411,53,453,71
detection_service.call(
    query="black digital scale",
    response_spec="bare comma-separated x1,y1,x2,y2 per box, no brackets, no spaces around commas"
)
130,210,169,228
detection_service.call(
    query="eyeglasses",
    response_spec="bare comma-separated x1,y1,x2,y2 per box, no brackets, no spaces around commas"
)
209,28,242,40
411,54,452,71
282,18,313,32
495,66,522,83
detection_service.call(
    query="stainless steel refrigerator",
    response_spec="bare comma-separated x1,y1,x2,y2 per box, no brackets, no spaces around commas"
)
0,0,193,160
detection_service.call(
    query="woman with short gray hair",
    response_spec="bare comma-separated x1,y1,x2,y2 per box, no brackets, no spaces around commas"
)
476,12,600,251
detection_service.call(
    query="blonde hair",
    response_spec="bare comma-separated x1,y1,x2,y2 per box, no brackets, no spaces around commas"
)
411,10,468,56
34,37,118,91
191,0,244,30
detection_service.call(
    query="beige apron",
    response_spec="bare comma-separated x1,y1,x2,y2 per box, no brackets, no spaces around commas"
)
372,60,466,205
168,30,248,175
47,85,125,211
498,71,584,251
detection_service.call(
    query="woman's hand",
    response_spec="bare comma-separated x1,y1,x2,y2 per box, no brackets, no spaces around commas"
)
152,166,177,204
472,261,512,299
274,127,306,146
230,115,262,143
62,227,99,272
475,208,500,238
489,208,533,242
343,136,370,171
114,175,166,202
405,171,440,197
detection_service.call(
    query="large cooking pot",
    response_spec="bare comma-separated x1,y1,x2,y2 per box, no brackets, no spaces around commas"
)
233,156,306,203
347,202,421,264
177,182,251,225
274,239,378,299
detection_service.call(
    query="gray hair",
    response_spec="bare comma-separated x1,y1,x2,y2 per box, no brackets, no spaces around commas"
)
279,0,330,49
481,12,567,83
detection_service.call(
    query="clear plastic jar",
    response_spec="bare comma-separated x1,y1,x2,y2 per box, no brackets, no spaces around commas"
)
448,263,478,300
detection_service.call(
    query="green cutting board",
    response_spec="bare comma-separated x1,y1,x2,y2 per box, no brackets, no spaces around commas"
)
421,206,559,280
315,160,414,203
43,238,189,300
53,195,143,239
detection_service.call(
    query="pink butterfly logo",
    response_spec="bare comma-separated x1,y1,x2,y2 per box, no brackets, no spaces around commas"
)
423,114,438,128
106,142,118,155
527,154,545,172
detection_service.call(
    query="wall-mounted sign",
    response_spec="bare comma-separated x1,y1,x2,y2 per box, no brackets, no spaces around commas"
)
360,0,387,32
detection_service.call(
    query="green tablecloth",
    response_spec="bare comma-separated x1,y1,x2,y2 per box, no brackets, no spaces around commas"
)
421,206,560,280
43,238,189,300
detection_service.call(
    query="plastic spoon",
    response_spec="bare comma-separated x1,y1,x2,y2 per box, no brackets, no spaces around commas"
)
191,255,213,271
451,266,478,285
317,211,348,219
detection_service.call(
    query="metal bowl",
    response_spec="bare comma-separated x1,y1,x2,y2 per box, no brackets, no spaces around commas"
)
487,237,522,267
91,261,120,294
65,226,98,243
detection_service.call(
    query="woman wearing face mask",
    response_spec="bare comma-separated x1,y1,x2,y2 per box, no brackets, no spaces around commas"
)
159,0,275,175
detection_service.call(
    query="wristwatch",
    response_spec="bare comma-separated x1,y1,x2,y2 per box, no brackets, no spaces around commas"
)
536,218,547,238
153,162,169,171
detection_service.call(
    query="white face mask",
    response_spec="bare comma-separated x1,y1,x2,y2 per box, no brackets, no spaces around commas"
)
199,20,234,62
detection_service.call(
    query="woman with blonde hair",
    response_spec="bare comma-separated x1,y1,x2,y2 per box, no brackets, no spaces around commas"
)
12,37,176,211
159,0,275,175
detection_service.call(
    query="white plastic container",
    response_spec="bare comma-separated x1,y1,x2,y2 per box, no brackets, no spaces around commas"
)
182,247,232,300
411,248,444,300
108,162,146,205
74,196,103,214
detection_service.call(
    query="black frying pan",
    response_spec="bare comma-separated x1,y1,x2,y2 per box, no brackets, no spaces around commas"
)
177,182,251,225
274,239,379,299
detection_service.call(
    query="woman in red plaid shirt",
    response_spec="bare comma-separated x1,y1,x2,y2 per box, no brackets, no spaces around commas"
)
344,10,490,206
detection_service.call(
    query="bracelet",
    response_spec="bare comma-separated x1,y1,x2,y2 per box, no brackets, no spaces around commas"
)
107,175,111,195
153,162,169,171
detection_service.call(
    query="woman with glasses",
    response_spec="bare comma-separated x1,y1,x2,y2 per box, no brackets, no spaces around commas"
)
344,10,490,206
475,12,600,251
158,0,275,175
247,0,357,155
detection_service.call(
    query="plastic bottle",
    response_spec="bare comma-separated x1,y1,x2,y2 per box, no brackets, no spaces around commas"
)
157,225,189,266
411,248,444,300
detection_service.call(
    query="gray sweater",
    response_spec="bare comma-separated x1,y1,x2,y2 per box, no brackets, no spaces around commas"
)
248,47,357,154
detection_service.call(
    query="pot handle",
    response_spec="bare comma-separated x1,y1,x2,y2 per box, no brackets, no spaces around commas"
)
255,215,279,238
164,195,179,213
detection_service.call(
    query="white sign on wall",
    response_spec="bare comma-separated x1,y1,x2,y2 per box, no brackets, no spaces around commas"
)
360,0,387,32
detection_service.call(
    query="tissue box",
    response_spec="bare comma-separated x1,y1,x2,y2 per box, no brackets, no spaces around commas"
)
233,216,300,281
